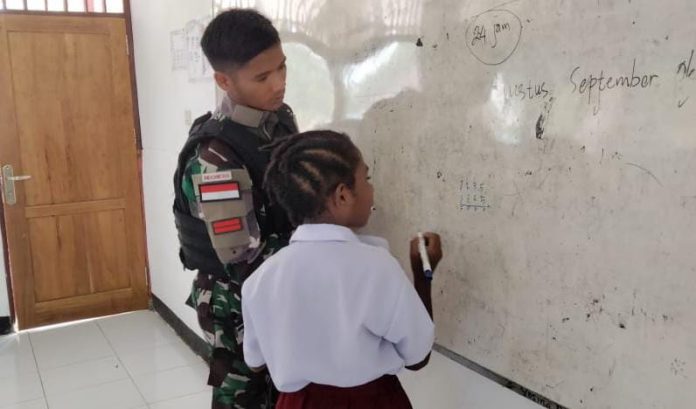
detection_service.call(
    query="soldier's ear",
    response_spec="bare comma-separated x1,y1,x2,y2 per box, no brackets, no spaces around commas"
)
214,71,234,93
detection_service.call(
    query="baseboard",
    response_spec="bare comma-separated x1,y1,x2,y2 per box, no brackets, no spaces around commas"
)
151,295,209,362
0,316,11,335
150,296,566,409
433,344,568,409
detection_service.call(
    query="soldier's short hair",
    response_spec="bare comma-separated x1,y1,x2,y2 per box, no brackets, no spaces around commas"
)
201,8,280,72
264,131,362,226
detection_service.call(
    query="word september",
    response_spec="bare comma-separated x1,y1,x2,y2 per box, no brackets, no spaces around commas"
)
569,59,658,111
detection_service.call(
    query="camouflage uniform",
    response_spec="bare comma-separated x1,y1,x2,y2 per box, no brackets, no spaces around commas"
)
181,97,297,409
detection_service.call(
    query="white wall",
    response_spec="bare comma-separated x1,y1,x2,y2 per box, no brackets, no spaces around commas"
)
0,229,10,317
131,0,216,335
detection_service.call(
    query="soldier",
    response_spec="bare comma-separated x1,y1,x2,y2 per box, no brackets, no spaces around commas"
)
172,9,297,409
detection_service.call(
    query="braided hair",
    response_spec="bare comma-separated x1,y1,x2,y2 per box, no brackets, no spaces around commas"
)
264,130,362,226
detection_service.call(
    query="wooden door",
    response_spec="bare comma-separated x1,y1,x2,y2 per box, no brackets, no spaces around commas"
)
0,14,148,329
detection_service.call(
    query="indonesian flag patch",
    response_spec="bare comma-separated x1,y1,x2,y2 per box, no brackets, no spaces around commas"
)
199,181,241,202
212,217,243,235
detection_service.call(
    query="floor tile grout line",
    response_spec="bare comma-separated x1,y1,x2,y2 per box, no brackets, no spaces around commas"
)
2,317,206,409
97,315,210,406
96,320,150,406
26,333,50,409
113,339,206,377
0,343,39,379
107,338,183,357
119,360,210,396
32,353,118,373
92,315,201,373
147,389,211,408
95,317,182,356
137,313,211,406
49,377,139,398
27,321,104,343
120,361,204,378
0,398,46,409
12,313,204,409
0,397,48,408
29,324,136,404
27,321,116,372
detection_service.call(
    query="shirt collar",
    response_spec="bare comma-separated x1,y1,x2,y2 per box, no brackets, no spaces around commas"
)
290,224,361,244
215,94,273,128
291,224,391,251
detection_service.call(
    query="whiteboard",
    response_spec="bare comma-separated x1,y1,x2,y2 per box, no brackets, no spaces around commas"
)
220,1,696,408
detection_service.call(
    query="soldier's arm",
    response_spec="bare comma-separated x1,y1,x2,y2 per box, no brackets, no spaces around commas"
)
181,139,262,265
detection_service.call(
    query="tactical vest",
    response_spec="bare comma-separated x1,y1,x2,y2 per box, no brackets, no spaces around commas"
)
173,106,297,275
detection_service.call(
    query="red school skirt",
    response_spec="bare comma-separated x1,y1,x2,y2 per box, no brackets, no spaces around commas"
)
276,375,413,409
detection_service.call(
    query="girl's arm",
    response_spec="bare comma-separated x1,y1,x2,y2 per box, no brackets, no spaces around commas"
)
406,233,442,370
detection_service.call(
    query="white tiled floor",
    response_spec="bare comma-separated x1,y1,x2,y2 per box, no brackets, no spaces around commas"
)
0,311,210,409
0,310,543,409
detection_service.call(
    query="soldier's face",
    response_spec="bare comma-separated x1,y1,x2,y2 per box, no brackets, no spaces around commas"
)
215,43,287,111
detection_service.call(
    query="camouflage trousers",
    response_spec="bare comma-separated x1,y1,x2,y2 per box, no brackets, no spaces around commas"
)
188,271,277,409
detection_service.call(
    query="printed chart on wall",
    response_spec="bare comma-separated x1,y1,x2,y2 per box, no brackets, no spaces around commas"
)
171,17,213,83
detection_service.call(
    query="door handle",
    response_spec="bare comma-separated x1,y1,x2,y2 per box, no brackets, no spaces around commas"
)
7,175,32,182
1,165,31,206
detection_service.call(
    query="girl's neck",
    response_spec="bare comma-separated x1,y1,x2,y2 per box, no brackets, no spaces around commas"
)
306,212,351,228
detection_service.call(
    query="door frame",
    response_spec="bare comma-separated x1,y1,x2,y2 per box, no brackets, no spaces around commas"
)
0,0,150,329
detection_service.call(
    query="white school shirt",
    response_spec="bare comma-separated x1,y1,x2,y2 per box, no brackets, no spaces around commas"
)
241,223,434,392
